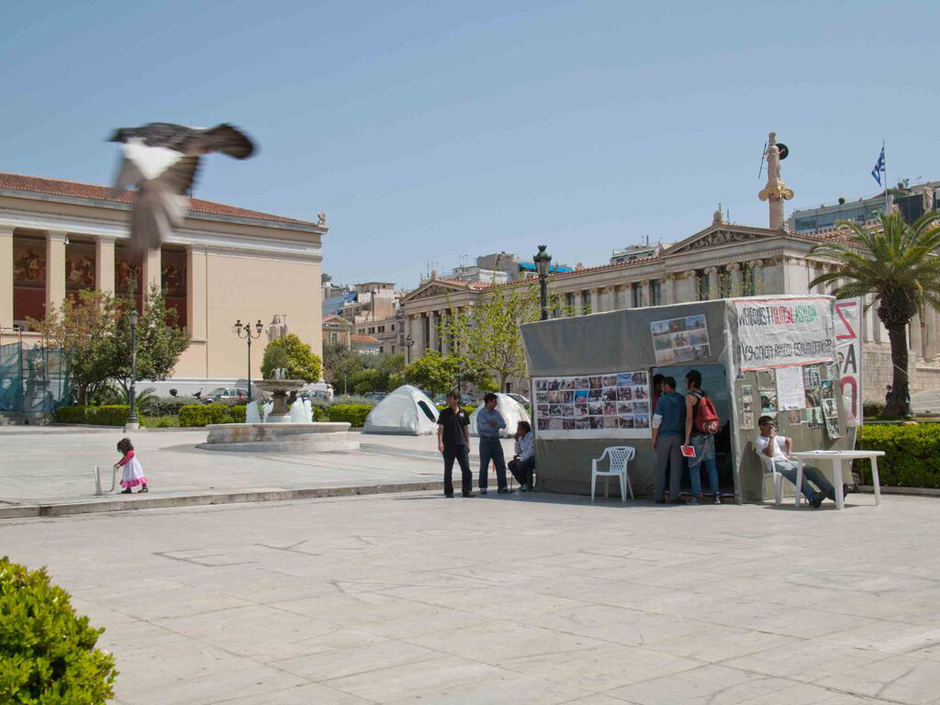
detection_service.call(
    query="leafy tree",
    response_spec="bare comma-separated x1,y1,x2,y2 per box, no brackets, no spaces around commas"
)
109,284,190,393
811,211,940,418
321,272,332,283
261,333,322,382
29,290,118,404
348,368,382,394
404,351,461,395
322,341,365,387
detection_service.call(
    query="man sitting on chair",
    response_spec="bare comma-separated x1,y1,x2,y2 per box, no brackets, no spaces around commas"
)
508,420,535,491
756,415,837,508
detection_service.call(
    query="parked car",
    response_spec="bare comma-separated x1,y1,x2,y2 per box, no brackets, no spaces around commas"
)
204,387,249,405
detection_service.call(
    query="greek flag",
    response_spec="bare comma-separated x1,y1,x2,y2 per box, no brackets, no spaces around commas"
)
871,146,885,186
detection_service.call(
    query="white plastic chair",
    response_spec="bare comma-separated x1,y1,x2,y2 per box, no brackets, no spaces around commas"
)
591,446,635,502
755,447,785,505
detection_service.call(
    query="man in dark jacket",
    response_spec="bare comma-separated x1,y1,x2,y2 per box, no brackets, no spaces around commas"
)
437,390,473,497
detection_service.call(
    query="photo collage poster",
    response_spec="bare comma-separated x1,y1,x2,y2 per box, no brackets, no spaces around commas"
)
751,362,841,438
650,314,711,366
534,371,651,439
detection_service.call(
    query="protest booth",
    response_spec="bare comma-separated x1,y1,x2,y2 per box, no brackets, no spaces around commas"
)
520,296,853,503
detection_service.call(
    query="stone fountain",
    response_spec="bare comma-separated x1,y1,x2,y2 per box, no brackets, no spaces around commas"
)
197,378,360,453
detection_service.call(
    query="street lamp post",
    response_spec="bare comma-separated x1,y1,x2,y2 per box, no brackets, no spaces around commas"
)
125,309,140,430
404,334,414,364
233,319,264,400
534,245,552,321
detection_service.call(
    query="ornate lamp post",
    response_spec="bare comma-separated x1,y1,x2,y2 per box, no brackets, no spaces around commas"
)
233,319,264,400
404,334,414,364
125,309,140,430
534,245,552,321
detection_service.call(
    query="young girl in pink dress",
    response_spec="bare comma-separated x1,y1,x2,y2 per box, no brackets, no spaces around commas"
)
115,438,148,494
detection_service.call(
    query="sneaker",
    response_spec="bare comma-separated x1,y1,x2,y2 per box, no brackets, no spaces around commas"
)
520,484,530,492
120,488,132,494
138,485,148,493
480,488,488,495
444,493,454,498
462,492,475,498
713,495,722,505
688,496,701,506
843,483,852,496
810,491,826,508
498,487,511,494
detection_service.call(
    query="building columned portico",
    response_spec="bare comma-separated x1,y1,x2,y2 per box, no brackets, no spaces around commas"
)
400,217,940,401
1,173,327,395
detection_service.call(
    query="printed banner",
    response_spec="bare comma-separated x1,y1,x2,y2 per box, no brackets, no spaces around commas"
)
533,371,651,439
735,297,835,371
834,298,863,427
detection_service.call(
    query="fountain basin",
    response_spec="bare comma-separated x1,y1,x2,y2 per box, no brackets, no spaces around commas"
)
253,379,307,424
197,422,360,453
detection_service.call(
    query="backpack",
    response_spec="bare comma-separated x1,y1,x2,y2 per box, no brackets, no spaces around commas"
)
693,391,720,434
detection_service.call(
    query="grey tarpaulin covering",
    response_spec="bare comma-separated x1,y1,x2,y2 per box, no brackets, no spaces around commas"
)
520,296,849,503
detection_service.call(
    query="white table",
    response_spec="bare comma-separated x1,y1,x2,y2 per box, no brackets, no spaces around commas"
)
790,450,884,510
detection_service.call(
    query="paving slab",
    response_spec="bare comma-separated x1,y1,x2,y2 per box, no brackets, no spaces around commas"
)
2,480,940,703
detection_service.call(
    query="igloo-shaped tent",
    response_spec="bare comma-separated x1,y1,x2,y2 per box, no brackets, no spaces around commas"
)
363,385,439,435
470,393,531,438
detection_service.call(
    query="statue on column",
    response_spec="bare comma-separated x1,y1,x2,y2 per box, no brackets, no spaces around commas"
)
758,132,794,230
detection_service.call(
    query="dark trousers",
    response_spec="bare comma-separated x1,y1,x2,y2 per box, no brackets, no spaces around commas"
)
654,433,683,501
509,456,535,487
443,445,473,496
479,436,508,490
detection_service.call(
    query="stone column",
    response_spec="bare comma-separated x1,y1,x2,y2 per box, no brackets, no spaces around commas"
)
45,231,67,315
925,308,938,363
910,313,923,361
95,236,116,294
705,267,719,300
0,227,13,328
729,263,742,297
750,260,763,296
640,281,650,307
429,312,439,352
142,248,161,296
592,288,603,314
611,285,622,311
186,246,207,340
661,274,675,305
441,313,451,355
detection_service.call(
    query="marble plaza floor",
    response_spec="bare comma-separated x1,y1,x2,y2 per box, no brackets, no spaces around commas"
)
3,489,939,704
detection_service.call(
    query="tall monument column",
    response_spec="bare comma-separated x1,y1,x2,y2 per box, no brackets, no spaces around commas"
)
758,132,794,230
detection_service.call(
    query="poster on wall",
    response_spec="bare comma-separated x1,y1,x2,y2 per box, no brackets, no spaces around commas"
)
534,371,651,439
775,366,806,411
650,314,710,365
740,384,754,429
834,298,862,427
734,297,836,371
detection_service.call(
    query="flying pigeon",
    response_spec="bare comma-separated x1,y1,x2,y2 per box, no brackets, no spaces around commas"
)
109,122,256,254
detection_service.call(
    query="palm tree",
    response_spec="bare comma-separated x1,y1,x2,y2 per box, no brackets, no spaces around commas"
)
810,211,940,418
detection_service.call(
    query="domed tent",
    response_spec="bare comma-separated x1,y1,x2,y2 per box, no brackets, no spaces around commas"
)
470,393,531,438
363,385,439,435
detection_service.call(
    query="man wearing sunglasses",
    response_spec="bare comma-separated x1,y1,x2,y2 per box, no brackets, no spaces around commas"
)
756,415,837,508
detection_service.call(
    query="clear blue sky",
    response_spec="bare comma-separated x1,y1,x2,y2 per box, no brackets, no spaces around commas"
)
3,1,938,289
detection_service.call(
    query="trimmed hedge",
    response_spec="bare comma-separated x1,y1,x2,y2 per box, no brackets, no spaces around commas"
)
0,557,117,703
178,404,245,427
53,405,129,426
858,424,940,488
327,404,372,427
140,395,202,416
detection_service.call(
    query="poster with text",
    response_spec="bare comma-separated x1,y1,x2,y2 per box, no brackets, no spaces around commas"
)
834,298,862,427
534,371,651,439
775,366,806,411
735,297,836,371
650,314,710,366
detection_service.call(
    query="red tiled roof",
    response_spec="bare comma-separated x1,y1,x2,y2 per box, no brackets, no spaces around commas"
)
0,172,317,227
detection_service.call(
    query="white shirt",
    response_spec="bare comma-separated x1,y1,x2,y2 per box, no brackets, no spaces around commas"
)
514,432,535,462
755,434,788,463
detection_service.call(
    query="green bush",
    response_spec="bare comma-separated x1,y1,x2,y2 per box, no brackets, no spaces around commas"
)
327,404,372,427
227,405,247,424
177,404,245,427
261,334,322,382
0,557,117,703
140,415,180,428
54,405,89,424
88,405,130,426
140,395,201,416
863,401,886,419
858,424,940,488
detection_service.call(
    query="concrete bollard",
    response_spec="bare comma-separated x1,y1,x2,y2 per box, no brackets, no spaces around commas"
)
94,465,119,496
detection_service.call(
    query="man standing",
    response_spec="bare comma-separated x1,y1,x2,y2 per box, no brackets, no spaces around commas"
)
756,416,837,508
476,392,509,494
651,376,686,504
437,390,473,498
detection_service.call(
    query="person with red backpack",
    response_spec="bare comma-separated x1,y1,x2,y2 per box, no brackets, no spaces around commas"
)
684,369,721,505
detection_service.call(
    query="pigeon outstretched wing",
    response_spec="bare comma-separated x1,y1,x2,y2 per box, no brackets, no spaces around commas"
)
109,122,255,254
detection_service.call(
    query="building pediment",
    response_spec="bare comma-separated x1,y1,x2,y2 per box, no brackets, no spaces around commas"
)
400,280,473,303
663,225,783,256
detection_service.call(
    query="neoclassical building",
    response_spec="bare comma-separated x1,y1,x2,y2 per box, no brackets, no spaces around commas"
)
0,173,326,395
400,213,940,401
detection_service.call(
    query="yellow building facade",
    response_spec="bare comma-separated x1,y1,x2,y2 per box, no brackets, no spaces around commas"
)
0,173,325,395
